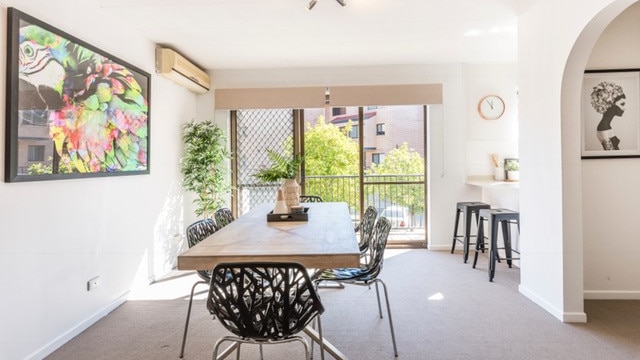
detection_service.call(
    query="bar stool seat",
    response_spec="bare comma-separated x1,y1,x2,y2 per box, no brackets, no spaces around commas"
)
451,201,491,263
472,208,520,282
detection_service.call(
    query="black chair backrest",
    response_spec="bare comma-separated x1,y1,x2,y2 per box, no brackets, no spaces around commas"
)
299,195,323,203
214,208,234,229
185,218,217,280
207,262,324,340
362,217,392,280
358,206,378,252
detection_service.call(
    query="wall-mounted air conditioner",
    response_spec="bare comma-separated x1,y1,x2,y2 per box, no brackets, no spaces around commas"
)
155,47,211,94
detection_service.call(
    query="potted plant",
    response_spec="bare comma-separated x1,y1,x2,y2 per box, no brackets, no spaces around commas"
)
254,149,303,209
181,120,230,218
504,158,519,181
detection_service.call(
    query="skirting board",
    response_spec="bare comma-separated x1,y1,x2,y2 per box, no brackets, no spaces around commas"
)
26,291,129,360
584,290,640,300
519,284,587,323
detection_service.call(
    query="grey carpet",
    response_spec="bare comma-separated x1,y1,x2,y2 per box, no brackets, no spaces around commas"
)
46,249,640,360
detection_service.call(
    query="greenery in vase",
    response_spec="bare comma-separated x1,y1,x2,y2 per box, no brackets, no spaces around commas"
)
253,149,303,183
505,160,519,172
181,120,230,218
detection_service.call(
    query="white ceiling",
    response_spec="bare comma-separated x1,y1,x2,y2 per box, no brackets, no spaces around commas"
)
99,0,521,70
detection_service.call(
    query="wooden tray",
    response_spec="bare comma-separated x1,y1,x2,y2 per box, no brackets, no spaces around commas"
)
267,207,309,222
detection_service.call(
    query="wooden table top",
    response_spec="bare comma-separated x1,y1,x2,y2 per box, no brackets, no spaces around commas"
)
177,202,360,271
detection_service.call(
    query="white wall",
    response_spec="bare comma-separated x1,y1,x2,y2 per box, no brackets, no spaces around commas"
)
583,2,640,299
210,63,518,251
518,0,637,322
0,3,197,359
464,63,519,177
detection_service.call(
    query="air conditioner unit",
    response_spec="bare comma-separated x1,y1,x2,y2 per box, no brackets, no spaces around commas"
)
155,47,211,94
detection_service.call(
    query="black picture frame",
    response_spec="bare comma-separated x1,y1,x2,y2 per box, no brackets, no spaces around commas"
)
582,69,640,159
5,8,151,182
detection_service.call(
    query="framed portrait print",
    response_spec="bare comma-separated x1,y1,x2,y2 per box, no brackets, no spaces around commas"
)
5,8,150,182
582,69,640,159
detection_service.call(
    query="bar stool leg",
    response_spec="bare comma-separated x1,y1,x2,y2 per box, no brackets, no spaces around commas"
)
451,208,461,254
472,215,484,268
463,210,473,263
502,220,513,268
489,216,499,282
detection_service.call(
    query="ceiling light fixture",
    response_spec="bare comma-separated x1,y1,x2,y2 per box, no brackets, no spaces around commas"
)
307,0,346,10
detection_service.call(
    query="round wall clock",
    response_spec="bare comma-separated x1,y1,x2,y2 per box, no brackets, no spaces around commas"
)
478,95,505,120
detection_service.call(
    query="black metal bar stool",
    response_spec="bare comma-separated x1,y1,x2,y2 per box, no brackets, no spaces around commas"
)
472,208,520,282
451,201,491,263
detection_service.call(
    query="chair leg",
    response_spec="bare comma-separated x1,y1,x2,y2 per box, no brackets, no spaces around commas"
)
180,280,207,358
258,344,263,360
316,315,325,360
309,315,326,360
375,279,398,357
212,336,234,360
374,281,383,319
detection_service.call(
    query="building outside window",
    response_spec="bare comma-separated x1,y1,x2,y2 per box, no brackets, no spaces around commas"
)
376,123,386,135
372,153,385,165
332,107,346,116
348,126,359,139
27,145,45,162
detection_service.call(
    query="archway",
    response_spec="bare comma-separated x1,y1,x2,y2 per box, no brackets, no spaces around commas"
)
561,0,638,316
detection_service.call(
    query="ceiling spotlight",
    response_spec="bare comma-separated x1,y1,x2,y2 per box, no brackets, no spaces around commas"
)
336,0,346,6
307,0,317,10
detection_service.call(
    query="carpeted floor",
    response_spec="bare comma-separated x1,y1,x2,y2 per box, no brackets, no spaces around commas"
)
46,249,640,360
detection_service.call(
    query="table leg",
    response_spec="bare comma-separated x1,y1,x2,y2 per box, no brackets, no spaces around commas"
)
304,326,349,360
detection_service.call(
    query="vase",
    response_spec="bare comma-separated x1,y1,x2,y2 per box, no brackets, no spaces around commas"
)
273,189,289,214
281,178,300,211
507,170,519,181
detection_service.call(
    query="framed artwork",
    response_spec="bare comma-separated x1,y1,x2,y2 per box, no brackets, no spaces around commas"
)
5,8,150,182
582,69,640,159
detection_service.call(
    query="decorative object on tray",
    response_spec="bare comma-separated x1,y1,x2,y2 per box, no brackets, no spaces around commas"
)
253,149,303,211
273,189,289,214
290,205,305,214
267,207,309,222
490,153,505,181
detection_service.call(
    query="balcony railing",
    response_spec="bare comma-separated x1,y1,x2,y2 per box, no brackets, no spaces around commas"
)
303,174,425,230
238,174,425,241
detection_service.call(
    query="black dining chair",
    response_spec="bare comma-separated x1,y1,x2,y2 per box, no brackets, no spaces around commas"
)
299,195,323,203
179,218,217,358
314,217,398,357
214,207,234,228
207,262,325,360
354,205,378,256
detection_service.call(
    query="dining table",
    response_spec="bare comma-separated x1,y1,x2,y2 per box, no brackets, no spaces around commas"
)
177,201,361,360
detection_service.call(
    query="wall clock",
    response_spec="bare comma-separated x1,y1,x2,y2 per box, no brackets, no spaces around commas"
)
478,95,505,120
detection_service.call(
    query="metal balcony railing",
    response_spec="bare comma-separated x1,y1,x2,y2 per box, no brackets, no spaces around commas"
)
237,174,425,243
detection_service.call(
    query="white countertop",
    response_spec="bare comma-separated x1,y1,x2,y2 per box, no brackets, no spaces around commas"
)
466,175,520,188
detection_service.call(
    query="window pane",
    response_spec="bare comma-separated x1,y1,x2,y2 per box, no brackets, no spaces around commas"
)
27,145,45,162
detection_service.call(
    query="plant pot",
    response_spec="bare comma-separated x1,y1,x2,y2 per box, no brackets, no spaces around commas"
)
281,179,300,211
507,170,519,181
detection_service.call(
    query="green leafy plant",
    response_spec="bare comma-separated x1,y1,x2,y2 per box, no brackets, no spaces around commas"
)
253,149,302,183
181,120,230,218
505,159,519,172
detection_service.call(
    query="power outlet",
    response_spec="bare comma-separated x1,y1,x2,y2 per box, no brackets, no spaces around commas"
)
87,276,101,291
